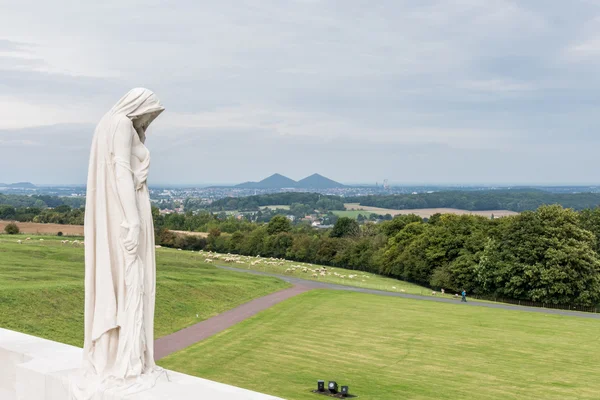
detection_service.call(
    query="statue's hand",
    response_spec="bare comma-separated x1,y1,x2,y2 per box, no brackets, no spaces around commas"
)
123,224,140,253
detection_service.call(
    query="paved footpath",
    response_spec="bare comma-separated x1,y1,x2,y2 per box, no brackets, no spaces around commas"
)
154,265,600,359
217,265,600,320
154,284,311,359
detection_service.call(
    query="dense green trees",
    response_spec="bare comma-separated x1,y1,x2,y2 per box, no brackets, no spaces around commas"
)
153,204,600,307
330,217,360,238
3,191,600,307
197,192,345,212
0,194,84,209
347,191,600,212
267,215,292,235
4,222,19,234
476,206,600,306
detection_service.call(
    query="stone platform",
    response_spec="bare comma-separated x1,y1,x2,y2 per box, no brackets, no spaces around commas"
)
0,327,284,400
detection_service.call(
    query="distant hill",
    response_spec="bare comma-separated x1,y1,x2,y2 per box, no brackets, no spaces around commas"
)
236,173,299,189
0,182,36,188
236,173,345,189
297,173,345,189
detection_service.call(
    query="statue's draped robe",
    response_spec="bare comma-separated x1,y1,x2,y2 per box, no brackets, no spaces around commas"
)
76,89,165,398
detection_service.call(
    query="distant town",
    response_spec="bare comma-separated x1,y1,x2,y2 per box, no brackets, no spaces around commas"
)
3,174,600,218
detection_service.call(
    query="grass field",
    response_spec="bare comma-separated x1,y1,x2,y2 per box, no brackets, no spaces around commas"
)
342,203,519,219
332,210,378,218
0,234,288,347
203,251,454,298
160,290,600,400
261,205,291,210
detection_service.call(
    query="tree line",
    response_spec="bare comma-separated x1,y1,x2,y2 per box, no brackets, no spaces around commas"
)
0,204,84,225
0,194,85,210
186,190,600,213
190,192,346,212
347,190,600,212
155,205,600,307
3,192,600,307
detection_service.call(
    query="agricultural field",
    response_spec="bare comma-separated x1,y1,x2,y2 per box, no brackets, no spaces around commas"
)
160,290,600,400
0,235,288,346
0,220,84,235
342,203,519,219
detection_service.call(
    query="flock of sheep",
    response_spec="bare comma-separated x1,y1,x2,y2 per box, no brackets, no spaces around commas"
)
193,250,458,297
12,239,458,298
14,237,83,246
196,250,378,283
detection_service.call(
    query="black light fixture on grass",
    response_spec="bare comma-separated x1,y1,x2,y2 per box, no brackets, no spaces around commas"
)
328,381,338,394
317,380,325,392
341,385,349,397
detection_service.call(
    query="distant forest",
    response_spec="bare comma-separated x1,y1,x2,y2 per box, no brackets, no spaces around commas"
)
188,190,600,213
0,194,85,209
346,191,600,212
3,190,600,214
188,193,346,212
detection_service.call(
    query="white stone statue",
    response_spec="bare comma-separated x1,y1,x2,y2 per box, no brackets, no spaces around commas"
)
72,88,165,399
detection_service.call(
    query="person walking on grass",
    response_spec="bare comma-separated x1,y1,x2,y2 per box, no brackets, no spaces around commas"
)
461,289,467,302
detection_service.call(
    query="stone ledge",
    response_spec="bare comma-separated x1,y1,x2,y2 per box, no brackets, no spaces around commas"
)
0,328,285,400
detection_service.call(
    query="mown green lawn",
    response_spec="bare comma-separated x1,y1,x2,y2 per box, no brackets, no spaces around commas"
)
160,290,600,400
0,234,288,347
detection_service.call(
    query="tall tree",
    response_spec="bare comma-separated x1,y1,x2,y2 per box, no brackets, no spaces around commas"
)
330,217,360,238
476,205,600,306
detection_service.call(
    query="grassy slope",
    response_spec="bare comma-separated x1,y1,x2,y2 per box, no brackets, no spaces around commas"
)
203,251,451,297
0,235,288,347
160,290,600,400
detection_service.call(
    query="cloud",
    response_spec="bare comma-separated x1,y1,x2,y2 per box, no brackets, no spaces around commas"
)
0,1,599,184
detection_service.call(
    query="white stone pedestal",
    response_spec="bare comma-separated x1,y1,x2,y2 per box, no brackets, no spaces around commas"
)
0,328,284,400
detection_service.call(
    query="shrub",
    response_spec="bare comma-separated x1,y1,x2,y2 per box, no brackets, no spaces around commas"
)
57,231,63,237
4,222,20,235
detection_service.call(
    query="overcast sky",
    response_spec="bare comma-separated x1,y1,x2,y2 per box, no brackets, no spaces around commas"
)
1,1,600,185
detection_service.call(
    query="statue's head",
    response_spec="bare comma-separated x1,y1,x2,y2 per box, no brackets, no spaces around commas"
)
110,88,165,142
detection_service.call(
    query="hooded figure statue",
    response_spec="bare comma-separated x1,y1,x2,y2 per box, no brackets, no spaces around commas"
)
73,88,165,399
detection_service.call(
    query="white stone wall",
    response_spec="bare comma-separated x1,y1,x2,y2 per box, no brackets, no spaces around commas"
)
0,328,284,400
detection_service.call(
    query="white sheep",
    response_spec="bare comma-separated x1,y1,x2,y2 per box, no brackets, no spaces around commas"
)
25,237,31,241
17,240,22,244
432,291,437,296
